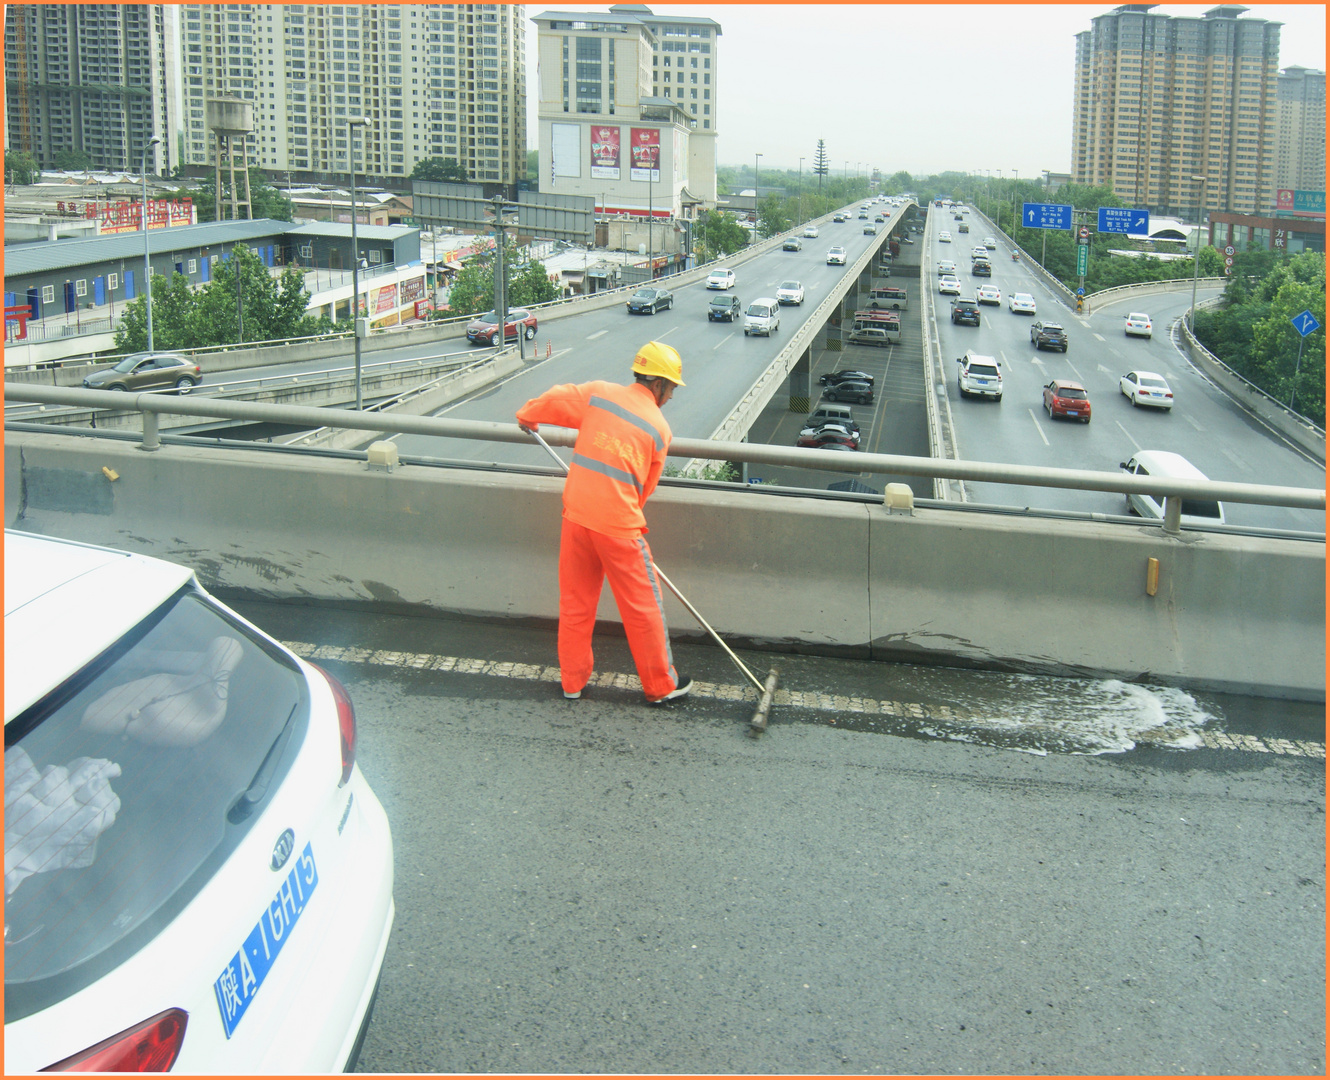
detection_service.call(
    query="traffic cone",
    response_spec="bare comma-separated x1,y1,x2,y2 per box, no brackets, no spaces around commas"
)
546,340,552,358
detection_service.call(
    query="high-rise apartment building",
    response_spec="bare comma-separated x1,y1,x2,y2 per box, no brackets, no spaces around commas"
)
179,4,525,185
4,4,181,173
533,4,720,214
1274,65,1325,193
1071,4,1280,217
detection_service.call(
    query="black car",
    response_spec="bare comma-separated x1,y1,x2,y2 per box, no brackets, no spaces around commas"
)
950,298,981,326
626,287,673,314
819,369,876,387
971,260,992,277
821,380,873,404
1031,321,1069,352
708,294,742,322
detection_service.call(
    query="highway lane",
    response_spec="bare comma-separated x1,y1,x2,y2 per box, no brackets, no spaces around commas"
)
383,203,896,469
927,211,1325,532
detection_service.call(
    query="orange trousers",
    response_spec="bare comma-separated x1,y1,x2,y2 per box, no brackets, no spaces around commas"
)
558,518,678,701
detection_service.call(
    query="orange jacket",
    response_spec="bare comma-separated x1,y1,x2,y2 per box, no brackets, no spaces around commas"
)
517,380,671,538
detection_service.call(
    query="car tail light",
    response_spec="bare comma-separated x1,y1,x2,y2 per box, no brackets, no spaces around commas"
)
310,662,357,785
42,1009,188,1072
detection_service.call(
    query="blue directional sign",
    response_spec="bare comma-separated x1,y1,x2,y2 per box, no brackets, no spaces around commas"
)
1022,202,1072,230
1098,206,1150,234
1291,310,1321,338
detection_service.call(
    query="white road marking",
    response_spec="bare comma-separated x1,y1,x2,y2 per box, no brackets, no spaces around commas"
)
1218,445,1251,471
712,332,735,350
655,326,680,340
586,329,608,341
1065,358,1084,379
1097,363,1116,376
1093,333,1105,342
1029,409,1050,445
1116,420,1140,450
279,640,1325,758
1183,412,1203,432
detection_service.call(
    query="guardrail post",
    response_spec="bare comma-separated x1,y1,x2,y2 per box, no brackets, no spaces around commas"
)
1163,495,1182,535
139,406,160,452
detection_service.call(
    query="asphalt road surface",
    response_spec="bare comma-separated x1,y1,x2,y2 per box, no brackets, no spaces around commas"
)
232,600,1326,1075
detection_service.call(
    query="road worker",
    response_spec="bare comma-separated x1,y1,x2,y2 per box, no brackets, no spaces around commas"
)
516,342,691,705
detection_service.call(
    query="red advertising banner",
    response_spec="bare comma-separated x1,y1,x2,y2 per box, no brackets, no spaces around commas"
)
590,125,620,180
630,127,660,182
373,282,398,314
400,277,425,303
59,199,195,234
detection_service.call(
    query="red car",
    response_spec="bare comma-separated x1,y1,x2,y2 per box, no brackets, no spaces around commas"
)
466,307,538,346
797,422,860,451
1042,379,1092,423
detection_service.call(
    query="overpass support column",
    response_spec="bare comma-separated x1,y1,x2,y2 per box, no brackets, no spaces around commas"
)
789,348,811,414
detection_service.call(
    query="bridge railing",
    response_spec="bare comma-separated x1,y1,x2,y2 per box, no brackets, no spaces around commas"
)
6,384,1323,535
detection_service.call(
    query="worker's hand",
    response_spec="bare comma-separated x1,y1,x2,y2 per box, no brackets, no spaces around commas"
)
519,423,538,435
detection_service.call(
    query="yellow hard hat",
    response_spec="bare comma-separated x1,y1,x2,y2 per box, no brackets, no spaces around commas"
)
632,341,685,386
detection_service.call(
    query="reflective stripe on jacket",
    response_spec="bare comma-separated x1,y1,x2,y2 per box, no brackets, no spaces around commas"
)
516,380,671,538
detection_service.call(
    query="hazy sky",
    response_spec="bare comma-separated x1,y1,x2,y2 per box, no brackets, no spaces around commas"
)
524,3,1327,177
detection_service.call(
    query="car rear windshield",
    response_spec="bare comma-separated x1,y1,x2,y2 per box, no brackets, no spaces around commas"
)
970,364,1000,377
1141,377,1169,389
4,586,308,1022
1056,387,1088,399
1181,499,1223,519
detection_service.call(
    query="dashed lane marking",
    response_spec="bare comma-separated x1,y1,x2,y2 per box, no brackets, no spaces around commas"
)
283,641,1323,758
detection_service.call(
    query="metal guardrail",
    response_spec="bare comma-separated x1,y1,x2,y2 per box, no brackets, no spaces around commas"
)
7,385,1323,531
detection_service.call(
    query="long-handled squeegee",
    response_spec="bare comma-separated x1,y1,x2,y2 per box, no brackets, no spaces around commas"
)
526,427,780,734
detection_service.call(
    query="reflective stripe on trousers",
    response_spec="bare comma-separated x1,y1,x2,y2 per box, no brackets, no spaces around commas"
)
557,518,678,701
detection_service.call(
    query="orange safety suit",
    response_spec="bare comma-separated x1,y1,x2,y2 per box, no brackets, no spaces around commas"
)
516,380,680,701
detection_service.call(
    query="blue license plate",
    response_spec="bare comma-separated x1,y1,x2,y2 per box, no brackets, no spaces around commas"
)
214,842,319,1038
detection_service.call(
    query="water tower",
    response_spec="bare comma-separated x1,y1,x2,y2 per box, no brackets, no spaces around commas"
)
206,95,254,221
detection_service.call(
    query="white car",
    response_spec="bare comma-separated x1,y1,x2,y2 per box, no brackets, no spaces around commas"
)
938,231,952,243
983,237,997,249
938,275,962,296
1009,292,1037,314
826,246,847,265
706,268,735,290
971,246,989,260
803,225,819,238
1124,312,1153,338
1120,369,1174,409
976,284,1002,306
776,280,806,305
957,351,1003,400
937,259,957,276
2,532,395,1073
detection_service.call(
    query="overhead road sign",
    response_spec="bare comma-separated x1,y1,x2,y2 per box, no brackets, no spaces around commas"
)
1098,207,1149,234
1023,202,1072,230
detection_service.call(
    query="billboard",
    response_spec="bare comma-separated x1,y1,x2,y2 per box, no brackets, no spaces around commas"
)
551,122,580,179
1276,189,1325,216
59,198,194,234
590,125,621,180
630,127,660,182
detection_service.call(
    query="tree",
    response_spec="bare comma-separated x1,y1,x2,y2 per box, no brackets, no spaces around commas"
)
693,208,750,262
113,245,328,351
410,156,469,183
52,148,92,171
757,193,790,239
527,148,539,182
812,140,829,193
5,149,38,185
442,236,559,317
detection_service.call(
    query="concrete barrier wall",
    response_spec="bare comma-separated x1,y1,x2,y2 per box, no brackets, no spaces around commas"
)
7,431,1323,701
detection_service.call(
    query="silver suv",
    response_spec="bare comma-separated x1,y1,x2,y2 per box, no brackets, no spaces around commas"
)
956,351,1003,400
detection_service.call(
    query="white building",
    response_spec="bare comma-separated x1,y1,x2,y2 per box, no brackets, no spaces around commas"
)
1274,66,1326,194
532,4,720,220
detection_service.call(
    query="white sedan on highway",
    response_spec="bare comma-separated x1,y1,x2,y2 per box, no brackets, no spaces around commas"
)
938,275,962,296
706,268,736,290
1124,312,1154,338
1009,292,1037,314
803,225,820,238
777,280,806,305
1120,369,1174,409
938,231,953,243
826,246,847,265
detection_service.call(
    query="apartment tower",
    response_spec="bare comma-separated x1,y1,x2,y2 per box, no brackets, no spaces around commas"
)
1274,66,1325,193
179,3,526,185
3,3,181,173
1071,4,1281,216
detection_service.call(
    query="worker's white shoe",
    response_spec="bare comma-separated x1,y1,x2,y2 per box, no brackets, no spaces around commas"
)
650,676,693,704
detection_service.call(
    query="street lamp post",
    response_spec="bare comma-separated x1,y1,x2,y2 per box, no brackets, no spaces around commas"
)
347,116,368,410
141,135,161,350
1188,175,1207,333
754,152,762,232
798,156,805,226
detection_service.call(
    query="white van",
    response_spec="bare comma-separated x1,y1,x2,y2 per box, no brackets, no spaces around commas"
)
743,298,781,337
1120,450,1226,526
